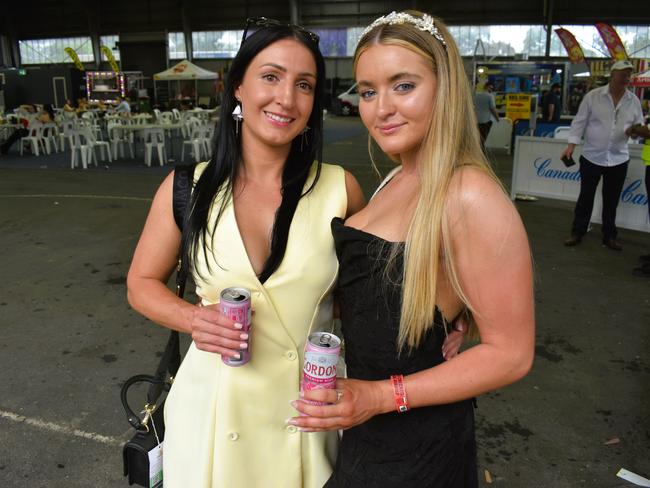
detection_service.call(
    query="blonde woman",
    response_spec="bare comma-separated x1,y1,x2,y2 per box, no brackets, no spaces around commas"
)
289,11,535,486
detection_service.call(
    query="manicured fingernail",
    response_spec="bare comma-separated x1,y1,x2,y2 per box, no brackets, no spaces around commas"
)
234,322,243,330
299,390,305,398
239,343,248,349
286,418,298,425
298,428,314,432
290,400,298,409
233,353,240,359
240,333,249,340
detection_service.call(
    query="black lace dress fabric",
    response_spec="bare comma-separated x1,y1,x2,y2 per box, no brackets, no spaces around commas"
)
325,218,478,488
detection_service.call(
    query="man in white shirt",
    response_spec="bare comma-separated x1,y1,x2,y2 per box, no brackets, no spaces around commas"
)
474,82,500,152
562,60,644,250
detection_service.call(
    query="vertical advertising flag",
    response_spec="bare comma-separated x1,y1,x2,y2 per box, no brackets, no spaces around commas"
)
595,22,628,60
64,47,85,71
554,28,586,64
101,46,120,73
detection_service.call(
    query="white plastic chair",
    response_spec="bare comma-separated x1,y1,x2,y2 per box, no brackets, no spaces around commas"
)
20,122,43,156
59,120,76,151
108,122,135,160
81,127,112,163
69,130,96,169
41,122,60,154
200,124,215,159
144,128,166,166
181,119,205,163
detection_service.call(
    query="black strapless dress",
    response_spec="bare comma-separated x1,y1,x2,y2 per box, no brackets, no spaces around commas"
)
325,217,478,488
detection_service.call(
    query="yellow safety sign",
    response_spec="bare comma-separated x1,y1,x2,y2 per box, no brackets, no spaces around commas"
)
506,93,531,121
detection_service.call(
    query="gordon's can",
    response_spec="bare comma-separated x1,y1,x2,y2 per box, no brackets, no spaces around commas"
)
220,287,252,367
301,332,341,405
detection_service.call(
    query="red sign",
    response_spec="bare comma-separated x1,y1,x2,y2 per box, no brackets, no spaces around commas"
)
595,22,628,61
554,28,586,64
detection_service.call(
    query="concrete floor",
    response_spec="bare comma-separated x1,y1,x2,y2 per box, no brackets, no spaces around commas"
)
0,116,648,487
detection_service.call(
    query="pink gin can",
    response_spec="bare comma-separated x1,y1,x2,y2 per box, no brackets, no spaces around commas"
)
220,287,252,367
301,332,341,405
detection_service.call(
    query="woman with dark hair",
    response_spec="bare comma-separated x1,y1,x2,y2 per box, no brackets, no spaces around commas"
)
37,104,55,123
126,19,365,487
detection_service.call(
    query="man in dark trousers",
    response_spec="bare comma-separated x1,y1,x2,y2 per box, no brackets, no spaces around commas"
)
561,60,644,251
542,83,562,122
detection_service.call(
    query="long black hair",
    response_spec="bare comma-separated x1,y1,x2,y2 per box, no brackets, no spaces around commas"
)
184,24,326,283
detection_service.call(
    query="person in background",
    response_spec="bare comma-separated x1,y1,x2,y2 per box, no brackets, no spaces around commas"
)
627,119,650,276
76,97,89,115
290,11,535,487
542,83,562,122
37,104,55,123
0,104,35,155
562,60,644,251
63,99,75,113
115,96,131,114
474,81,499,152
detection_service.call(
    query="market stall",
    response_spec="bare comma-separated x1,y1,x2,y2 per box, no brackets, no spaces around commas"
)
153,60,218,108
85,71,144,105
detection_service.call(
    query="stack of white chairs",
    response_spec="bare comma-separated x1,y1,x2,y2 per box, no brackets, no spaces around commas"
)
19,122,44,156
144,128,166,166
201,124,215,159
69,130,96,169
59,120,76,151
181,118,206,163
152,108,162,123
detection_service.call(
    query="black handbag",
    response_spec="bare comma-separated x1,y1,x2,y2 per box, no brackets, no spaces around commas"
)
121,164,195,487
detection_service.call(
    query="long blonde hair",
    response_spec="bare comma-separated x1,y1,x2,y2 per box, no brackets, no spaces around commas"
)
354,11,499,350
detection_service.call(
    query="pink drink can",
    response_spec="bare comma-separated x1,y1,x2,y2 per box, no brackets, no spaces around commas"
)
220,287,252,367
301,332,341,406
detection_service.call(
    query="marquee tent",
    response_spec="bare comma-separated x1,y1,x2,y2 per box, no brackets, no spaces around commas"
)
153,60,219,106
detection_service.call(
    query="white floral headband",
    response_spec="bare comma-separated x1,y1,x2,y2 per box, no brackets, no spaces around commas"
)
360,11,447,47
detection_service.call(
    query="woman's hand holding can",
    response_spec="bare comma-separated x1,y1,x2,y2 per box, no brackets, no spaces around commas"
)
190,303,249,358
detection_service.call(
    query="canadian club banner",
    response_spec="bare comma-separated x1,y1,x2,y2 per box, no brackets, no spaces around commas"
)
101,46,120,73
554,28,586,64
595,22,628,60
64,47,85,71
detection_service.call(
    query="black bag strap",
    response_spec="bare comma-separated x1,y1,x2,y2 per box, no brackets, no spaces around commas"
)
172,164,195,231
146,164,196,401
122,164,196,426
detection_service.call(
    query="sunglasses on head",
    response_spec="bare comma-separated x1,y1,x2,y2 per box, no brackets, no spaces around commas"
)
240,17,320,49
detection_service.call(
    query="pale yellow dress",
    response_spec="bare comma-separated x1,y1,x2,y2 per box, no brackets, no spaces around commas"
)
163,162,347,487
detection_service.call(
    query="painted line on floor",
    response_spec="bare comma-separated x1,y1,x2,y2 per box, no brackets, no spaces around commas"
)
0,194,151,202
0,408,126,446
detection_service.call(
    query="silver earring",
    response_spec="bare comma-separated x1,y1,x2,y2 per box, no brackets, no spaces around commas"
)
300,125,310,151
232,102,243,135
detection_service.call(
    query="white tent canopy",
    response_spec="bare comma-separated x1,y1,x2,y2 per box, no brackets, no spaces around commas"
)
154,60,219,107
154,60,218,80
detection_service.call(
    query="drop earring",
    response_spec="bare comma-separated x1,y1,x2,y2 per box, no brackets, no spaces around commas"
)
232,102,243,135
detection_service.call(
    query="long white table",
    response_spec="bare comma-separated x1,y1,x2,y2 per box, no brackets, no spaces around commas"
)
512,136,648,232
